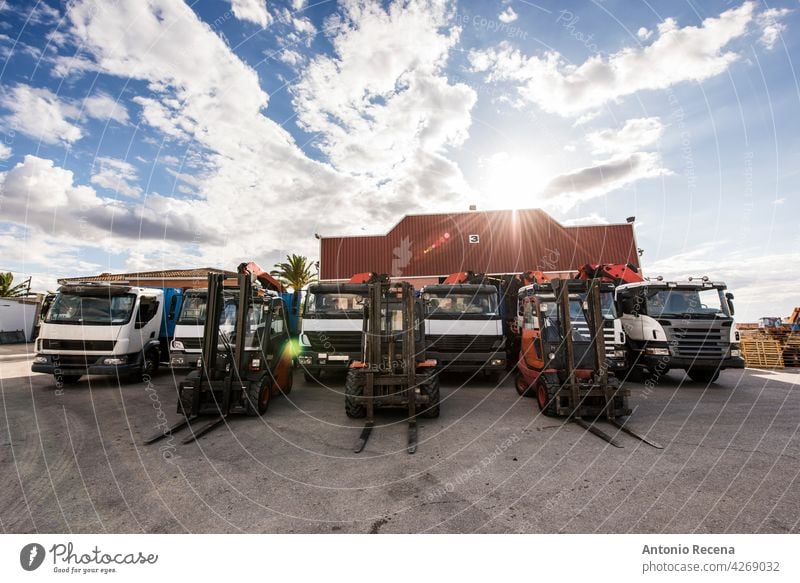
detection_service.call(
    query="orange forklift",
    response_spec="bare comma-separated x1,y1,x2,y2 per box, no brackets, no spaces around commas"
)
515,277,661,448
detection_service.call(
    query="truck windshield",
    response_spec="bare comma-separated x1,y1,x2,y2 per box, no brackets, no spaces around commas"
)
424,292,498,317
46,292,136,326
645,288,727,318
178,292,236,325
578,291,617,320
304,292,364,316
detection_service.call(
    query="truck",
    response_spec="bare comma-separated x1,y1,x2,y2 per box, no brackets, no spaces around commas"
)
419,272,506,379
615,276,744,383
169,287,251,370
32,282,183,386
297,273,372,382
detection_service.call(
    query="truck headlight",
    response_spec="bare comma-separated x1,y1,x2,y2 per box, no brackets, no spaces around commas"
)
731,348,741,357
298,355,312,365
33,355,47,364
644,347,670,356
103,356,128,365
614,349,626,358
171,340,184,350
249,358,261,371
490,359,504,366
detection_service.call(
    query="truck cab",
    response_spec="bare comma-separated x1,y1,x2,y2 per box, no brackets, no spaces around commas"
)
169,288,238,370
297,283,368,381
420,281,505,378
32,283,182,385
615,278,744,383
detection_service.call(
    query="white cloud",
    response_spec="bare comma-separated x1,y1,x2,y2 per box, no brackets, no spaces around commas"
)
0,84,82,144
278,48,304,66
0,143,10,160
229,0,272,28
293,0,476,214
469,1,756,117
498,7,518,24
563,213,610,226
587,117,664,156
83,92,129,124
0,155,208,243
756,7,791,50
637,26,653,40
541,152,670,206
90,157,142,198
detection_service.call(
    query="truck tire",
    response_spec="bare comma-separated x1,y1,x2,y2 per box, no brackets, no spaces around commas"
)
536,378,558,417
55,374,81,385
141,349,159,379
345,370,366,418
688,368,720,384
515,371,534,398
245,378,271,417
420,374,440,418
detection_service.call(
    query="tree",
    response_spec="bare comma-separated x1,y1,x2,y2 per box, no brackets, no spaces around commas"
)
271,254,317,291
0,272,29,297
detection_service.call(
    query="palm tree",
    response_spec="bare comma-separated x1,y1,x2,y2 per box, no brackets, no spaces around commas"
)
271,254,317,291
0,272,29,297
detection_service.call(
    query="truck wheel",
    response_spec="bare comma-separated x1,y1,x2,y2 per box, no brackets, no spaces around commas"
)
688,368,720,384
141,349,159,379
536,379,558,417
245,378,270,417
515,371,534,398
55,374,81,385
345,370,366,418
420,374,440,418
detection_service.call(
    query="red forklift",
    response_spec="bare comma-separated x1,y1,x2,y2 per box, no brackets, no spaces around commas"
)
145,272,294,445
515,278,661,448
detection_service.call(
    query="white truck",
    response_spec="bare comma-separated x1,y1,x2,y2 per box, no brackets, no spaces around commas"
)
297,281,369,382
420,273,506,379
32,282,183,386
615,277,744,383
168,288,239,370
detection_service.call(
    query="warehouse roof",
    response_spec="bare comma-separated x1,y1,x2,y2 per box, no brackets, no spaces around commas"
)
320,208,639,280
58,267,237,284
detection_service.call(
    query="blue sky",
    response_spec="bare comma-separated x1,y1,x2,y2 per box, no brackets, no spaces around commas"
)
0,0,797,321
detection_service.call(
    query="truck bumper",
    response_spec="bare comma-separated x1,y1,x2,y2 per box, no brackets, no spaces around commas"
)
297,351,358,371
427,351,506,372
169,352,202,370
634,353,745,371
31,353,142,376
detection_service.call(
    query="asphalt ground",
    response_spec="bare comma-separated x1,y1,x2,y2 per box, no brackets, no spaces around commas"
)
1,347,798,533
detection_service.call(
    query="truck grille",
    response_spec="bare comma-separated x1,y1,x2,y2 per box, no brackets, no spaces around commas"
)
665,323,728,359
573,323,615,357
425,335,498,353
51,354,97,366
305,331,362,353
176,337,203,350
42,339,116,351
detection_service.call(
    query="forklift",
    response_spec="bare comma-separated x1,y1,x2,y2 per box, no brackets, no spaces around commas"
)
515,278,662,448
145,272,294,445
345,276,439,454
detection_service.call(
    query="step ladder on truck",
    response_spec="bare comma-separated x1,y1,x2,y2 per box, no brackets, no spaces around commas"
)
515,277,662,448
344,276,440,454
145,271,294,445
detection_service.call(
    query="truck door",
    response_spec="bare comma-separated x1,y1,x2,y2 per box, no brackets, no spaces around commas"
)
133,295,161,352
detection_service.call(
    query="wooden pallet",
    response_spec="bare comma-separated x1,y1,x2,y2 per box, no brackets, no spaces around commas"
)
741,338,784,368
782,336,800,367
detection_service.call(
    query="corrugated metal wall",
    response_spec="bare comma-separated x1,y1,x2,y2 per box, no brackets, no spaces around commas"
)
321,209,639,280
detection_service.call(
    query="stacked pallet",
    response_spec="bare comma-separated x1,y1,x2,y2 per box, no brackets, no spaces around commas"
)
783,335,800,367
741,337,784,368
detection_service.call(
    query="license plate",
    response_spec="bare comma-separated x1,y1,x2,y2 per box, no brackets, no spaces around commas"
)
328,355,349,361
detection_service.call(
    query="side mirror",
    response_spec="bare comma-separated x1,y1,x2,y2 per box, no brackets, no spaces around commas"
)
726,297,735,316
